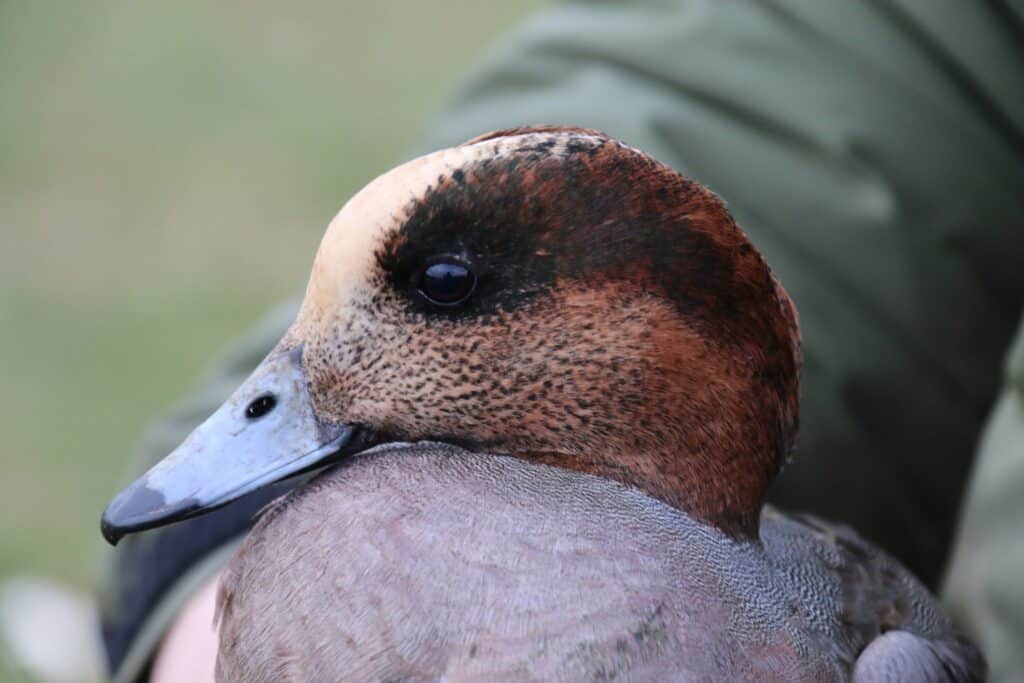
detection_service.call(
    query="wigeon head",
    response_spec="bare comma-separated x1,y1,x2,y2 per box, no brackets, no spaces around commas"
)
102,126,800,543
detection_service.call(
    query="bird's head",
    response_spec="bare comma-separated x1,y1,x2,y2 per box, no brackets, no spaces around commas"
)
102,126,800,543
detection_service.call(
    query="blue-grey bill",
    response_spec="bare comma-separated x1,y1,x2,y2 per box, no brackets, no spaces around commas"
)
100,347,353,545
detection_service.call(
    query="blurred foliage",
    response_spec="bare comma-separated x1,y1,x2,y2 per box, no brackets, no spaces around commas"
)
0,0,542,621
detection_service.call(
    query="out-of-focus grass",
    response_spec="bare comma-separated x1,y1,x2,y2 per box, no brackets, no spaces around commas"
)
0,0,541,630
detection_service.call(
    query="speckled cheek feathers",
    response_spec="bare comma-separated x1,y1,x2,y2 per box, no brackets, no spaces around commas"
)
278,127,801,536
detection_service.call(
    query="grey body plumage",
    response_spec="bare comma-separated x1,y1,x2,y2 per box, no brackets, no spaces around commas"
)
216,444,983,682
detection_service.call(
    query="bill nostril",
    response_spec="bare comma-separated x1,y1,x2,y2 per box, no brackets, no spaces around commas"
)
245,394,277,420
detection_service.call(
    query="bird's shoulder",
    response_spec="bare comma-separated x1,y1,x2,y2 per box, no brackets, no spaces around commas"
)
760,508,985,682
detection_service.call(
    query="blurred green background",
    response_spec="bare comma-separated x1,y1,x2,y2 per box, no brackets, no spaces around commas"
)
0,1,540,678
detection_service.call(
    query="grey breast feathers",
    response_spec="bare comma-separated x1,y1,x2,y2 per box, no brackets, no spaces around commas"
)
215,443,984,682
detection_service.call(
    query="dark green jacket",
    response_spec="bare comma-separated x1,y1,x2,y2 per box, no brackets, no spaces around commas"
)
945,315,1024,682
99,1,1024,680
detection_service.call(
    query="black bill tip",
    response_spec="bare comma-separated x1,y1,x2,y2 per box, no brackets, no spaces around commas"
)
100,481,200,546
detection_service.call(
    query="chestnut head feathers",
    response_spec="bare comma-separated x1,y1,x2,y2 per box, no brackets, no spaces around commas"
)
102,125,800,543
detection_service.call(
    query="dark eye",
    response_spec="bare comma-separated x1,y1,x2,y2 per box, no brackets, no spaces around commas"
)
418,260,476,306
245,394,277,420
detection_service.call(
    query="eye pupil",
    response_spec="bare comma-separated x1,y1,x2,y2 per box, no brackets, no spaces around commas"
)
419,261,475,305
245,394,277,419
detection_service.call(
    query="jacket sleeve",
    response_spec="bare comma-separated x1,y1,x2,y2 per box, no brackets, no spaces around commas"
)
943,313,1024,682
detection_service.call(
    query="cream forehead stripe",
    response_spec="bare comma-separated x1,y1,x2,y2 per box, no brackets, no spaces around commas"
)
297,132,607,327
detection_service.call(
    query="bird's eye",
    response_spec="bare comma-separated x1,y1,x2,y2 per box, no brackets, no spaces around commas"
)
245,394,277,420
418,260,476,306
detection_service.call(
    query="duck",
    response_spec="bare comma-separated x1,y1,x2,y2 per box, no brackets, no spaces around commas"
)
101,126,985,682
